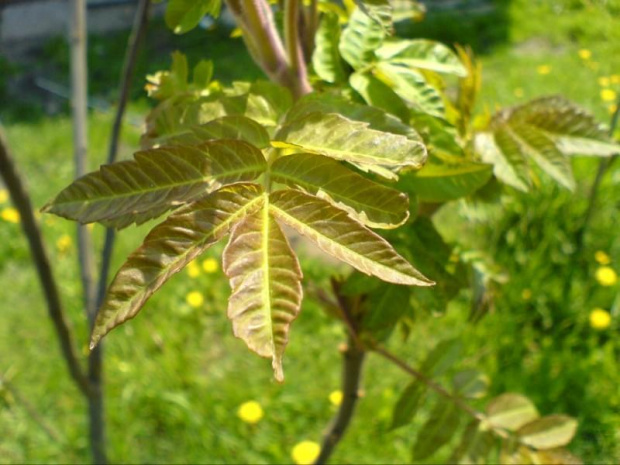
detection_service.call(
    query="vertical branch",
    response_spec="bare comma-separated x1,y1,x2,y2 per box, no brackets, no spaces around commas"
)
0,129,89,396
284,0,312,98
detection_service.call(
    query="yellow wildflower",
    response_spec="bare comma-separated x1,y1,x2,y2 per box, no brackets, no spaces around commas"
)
596,267,618,286
0,189,8,204
601,89,617,102
237,401,264,424
595,251,611,265
229,27,243,38
329,390,343,407
521,289,532,301
590,308,611,330
56,234,72,253
611,74,620,84
186,260,200,278
598,76,610,87
1,207,20,224
202,257,219,273
292,441,321,465
514,88,524,98
578,49,592,60
537,65,551,75
186,290,204,307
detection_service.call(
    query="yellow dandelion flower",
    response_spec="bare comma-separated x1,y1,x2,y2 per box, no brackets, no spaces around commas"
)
186,290,204,307
56,234,72,253
611,74,620,84
186,261,200,278
598,76,610,87
329,390,343,406
590,308,611,330
1,207,20,224
292,441,321,465
578,49,591,60
202,257,219,273
610,104,618,115
595,251,611,265
514,88,524,98
237,401,264,424
601,89,617,102
521,289,532,301
229,27,243,38
0,189,8,204
537,65,551,75
596,266,618,286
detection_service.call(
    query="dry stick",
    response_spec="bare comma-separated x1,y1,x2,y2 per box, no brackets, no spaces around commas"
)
0,130,89,396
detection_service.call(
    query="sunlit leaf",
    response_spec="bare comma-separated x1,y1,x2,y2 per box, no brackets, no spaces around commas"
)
413,400,461,460
312,12,347,83
376,39,467,77
274,112,427,179
269,190,433,286
486,393,539,432
223,202,302,382
339,6,385,69
350,71,410,122
354,0,393,32
476,130,530,191
271,153,409,228
517,415,578,450
42,140,266,228
165,0,221,34
90,183,264,347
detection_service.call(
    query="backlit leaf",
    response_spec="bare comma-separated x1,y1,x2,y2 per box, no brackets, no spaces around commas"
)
517,415,578,450
339,6,385,69
312,12,347,83
486,393,539,432
223,202,302,382
42,140,266,228
90,183,264,348
271,153,409,228
165,0,221,34
269,189,433,286
354,0,393,33
377,39,467,77
274,112,427,179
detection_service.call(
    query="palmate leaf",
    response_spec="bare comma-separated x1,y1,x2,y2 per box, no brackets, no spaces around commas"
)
376,39,467,77
339,6,385,70
271,153,409,228
273,112,427,179
223,202,302,382
312,12,347,84
90,183,264,348
269,190,433,286
42,140,266,229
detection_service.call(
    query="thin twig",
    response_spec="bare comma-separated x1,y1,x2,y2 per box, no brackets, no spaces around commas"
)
0,130,90,396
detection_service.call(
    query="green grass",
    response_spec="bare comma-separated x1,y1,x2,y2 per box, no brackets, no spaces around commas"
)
1,2,620,463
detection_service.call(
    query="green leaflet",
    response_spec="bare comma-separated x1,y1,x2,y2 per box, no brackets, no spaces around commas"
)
350,71,411,122
450,420,495,464
339,6,385,70
223,201,303,382
42,140,267,229
375,62,445,117
390,381,426,430
165,0,221,34
452,369,489,399
486,393,540,432
354,0,393,33
376,39,467,77
269,189,433,286
517,415,578,450
273,112,427,179
312,12,347,83
90,183,264,348
400,161,493,202
271,153,409,229
413,400,461,460
476,130,530,192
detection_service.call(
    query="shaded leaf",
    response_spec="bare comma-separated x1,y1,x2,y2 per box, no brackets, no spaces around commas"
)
452,369,489,399
274,112,427,179
517,415,578,450
350,71,411,122
421,338,462,377
390,381,426,430
269,190,433,286
339,6,385,69
43,140,266,228
90,183,264,347
312,12,347,83
476,130,530,191
362,282,411,340
271,153,409,229
450,420,495,464
486,393,539,432
223,203,302,382
165,0,221,34
377,39,467,77
413,401,461,460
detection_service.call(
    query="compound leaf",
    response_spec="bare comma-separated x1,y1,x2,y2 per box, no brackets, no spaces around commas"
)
377,39,467,77
42,140,266,228
271,153,409,228
223,202,302,382
90,183,264,348
269,189,433,286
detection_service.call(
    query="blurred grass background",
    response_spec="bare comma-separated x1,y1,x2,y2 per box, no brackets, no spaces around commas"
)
1,0,619,462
